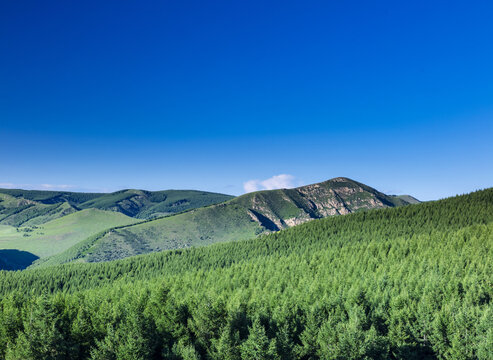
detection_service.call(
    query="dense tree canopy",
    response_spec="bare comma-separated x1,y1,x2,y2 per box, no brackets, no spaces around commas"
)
0,189,492,359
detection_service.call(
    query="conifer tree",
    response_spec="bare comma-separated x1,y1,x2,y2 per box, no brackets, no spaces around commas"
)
240,317,278,360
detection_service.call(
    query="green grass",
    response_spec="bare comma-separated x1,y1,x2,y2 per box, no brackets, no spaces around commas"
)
0,188,234,223
0,188,234,267
46,178,417,265
0,188,490,359
0,193,78,227
0,209,139,259
78,189,234,218
392,194,421,204
47,202,262,263
1,178,417,267
0,188,104,204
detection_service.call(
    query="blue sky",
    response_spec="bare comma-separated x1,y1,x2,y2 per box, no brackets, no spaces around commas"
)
1,0,492,200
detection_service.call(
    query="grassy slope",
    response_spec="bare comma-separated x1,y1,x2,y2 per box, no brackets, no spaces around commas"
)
48,177,416,265
86,202,261,262
78,189,234,218
0,189,491,359
0,193,78,227
0,188,233,266
36,202,261,266
2,187,491,295
0,209,139,259
391,194,421,204
0,188,234,222
0,188,104,204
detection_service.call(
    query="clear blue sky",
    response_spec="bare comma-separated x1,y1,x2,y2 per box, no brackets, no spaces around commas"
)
1,0,492,200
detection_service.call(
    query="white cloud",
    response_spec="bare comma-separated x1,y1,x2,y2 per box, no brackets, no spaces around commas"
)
243,174,300,193
260,174,296,190
243,180,260,193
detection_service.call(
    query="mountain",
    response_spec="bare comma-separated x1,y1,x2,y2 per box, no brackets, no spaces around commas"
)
0,188,234,268
0,188,490,359
391,194,421,204
77,189,234,218
0,188,234,224
42,177,419,265
0,192,79,227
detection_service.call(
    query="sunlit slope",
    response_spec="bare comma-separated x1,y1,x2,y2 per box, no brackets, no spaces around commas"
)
0,189,491,359
78,189,234,218
0,188,103,204
0,209,139,259
0,187,233,268
0,188,234,223
0,193,78,227
48,177,418,264
2,187,490,295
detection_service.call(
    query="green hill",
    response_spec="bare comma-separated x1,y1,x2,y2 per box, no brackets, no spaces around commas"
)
46,177,418,264
391,194,421,204
0,188,234,223
77,189,234,218
0,188,233,268
0,193,78,227
0,188,103,205
0,188,490,359
0,209,139,261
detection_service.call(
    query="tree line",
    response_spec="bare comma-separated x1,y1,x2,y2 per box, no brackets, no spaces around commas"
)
0,189,492,359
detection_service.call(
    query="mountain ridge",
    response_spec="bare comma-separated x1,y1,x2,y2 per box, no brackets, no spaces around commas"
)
235,177,412,230
0,188,234,224
0,187,490,360
37,177,419,266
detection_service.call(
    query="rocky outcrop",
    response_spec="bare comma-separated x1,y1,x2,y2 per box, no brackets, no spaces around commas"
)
242,177,411,232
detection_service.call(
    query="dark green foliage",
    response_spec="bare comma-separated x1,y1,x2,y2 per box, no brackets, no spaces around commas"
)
0,188,233,227
240,317,277,360
0,189,103,205
46,177,419,264
0,188,491,359
4,295,75,359
0,189,234,269
2,178,416,268
77,189,234,219
0,201,77,227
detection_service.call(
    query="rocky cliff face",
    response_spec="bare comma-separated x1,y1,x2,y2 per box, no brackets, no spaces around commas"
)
36,177,419,265
238,177,412,231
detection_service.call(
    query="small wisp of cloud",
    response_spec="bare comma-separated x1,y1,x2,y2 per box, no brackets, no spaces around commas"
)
243,174,302,193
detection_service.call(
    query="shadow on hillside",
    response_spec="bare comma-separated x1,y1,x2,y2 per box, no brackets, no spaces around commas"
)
0,249,39,270
249,209,280,231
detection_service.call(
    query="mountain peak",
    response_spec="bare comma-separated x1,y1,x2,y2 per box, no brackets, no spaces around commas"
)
47,177,418,264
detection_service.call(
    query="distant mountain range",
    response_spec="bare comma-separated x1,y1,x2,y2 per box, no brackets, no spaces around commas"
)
0,178,418,269
0,188,234,226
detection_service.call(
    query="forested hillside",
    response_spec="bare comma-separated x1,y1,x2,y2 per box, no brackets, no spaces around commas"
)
45,177,418,265
0,188,491,359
